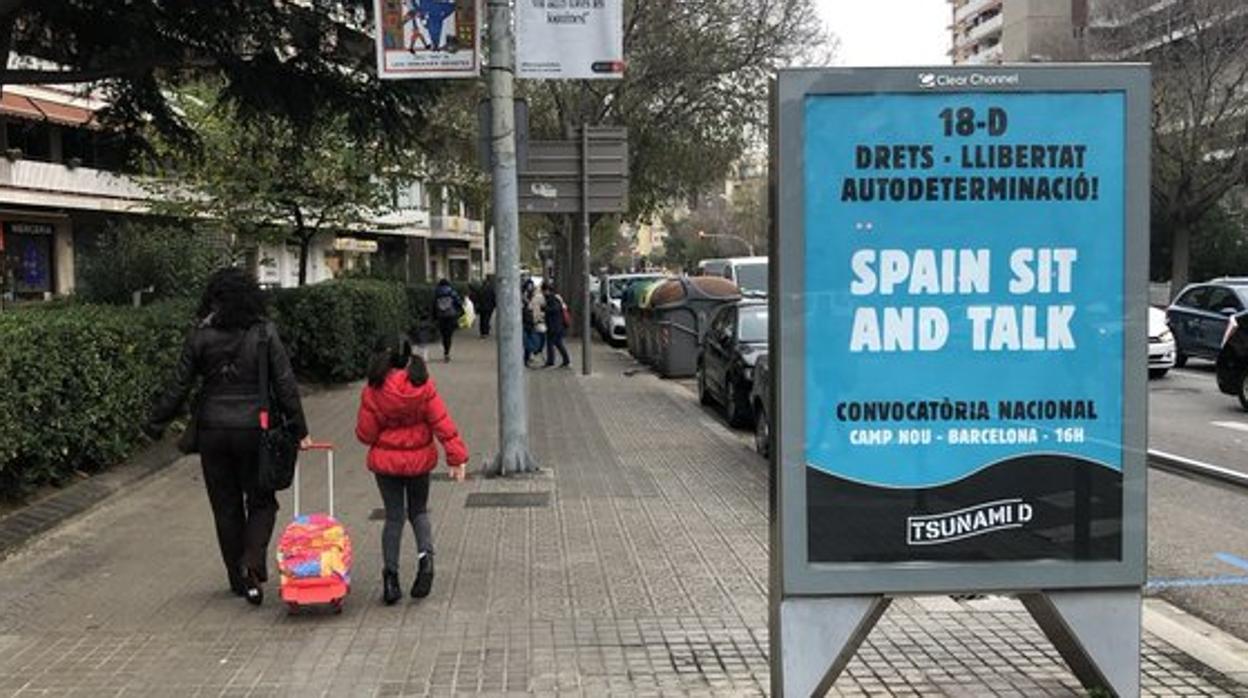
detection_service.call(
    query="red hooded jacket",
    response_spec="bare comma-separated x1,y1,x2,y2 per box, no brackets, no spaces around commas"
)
355,370,469,477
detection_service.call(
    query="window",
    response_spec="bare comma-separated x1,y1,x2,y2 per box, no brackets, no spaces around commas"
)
1205,287,1241,313
737,306,768,343
733,263,768,294
6,120,51,161
1177,287,1210,310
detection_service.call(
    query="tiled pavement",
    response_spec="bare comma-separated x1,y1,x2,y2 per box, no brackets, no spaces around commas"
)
0,334,1242,696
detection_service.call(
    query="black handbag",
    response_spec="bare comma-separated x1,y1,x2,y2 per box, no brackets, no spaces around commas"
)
255,323,299,492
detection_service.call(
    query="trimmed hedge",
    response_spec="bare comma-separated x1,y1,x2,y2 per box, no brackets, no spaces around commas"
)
272,279,411,383
0,279,427,496
0,300,193,493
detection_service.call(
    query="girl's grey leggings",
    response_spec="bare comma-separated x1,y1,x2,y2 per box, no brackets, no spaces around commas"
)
374,472,433,573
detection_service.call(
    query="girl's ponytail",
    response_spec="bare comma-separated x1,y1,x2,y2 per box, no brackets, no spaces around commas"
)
368,334,413,387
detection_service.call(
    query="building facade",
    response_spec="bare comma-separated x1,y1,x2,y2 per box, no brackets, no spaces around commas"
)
950,0,1090,64
0,78,490,303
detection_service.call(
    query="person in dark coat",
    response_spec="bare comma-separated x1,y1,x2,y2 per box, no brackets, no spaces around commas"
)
144,268,310,606
431,278,463,362
541,281,571,368
477,276,497,338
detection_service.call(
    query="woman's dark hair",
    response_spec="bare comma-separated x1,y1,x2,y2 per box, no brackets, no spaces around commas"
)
366,334,429,388
198,267,266,329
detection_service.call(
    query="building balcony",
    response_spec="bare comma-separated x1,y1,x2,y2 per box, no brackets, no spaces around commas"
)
965,12,1003,44
369,208,431,236
430,214,484,239
955,0,1002,25
0,158,149,212
962,43,1004,65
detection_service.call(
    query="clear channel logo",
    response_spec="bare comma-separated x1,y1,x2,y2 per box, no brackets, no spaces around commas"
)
917,72,1021,89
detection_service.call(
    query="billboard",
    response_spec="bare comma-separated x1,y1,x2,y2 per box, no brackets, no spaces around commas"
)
375,0,482,79
773,66,1150,596
516,0,624,80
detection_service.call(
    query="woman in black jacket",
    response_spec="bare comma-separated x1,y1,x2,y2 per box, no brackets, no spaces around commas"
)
144,268,310,605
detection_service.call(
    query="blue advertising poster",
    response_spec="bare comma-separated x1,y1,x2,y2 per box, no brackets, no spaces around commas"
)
803,92,1125,562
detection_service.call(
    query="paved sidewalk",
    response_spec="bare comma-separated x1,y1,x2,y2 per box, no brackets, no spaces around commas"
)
0,335,1242,696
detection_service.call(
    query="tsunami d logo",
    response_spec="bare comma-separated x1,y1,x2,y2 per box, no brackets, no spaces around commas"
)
918,73,937,89
906,498,1034,546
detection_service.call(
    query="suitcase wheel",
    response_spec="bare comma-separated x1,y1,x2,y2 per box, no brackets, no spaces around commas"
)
331,598,344,614
286,602,300,614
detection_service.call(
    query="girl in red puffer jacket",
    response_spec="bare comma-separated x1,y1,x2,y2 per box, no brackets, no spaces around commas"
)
356,334,468,605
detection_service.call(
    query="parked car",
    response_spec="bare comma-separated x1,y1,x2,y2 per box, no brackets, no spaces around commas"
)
1166,278,1248,366
750,353,771,457
697,256,768,296
593,272,666,345
1148,306,1175,379
697,299,768,427
1216,309,1248,409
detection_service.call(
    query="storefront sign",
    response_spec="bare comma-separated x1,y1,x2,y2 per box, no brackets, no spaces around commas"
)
334,237,380,253
516,0,623,80
374,0,482,79
773,66,1150,596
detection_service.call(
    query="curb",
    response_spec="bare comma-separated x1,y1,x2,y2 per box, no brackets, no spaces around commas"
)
0,437,185,560
1144,598,1248,685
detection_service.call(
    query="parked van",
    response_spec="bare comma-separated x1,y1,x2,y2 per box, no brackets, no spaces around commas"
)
697,256,768,296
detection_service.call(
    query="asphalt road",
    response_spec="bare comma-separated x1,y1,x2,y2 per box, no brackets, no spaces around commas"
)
1148,361,1248,641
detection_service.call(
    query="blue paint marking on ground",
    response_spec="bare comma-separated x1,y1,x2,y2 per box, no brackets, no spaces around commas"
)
1215,552,1248,572
1147,575,1248,590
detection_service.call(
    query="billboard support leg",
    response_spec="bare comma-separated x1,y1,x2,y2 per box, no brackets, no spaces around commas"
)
1020,588,1141,697
774,596,890,697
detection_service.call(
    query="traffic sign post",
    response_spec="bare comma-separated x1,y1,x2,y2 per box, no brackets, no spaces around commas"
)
771,65,1150,696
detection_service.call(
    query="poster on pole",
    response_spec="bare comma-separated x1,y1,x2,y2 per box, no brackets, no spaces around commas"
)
374,0,482,79
516,0,624,80
773,66,1150,596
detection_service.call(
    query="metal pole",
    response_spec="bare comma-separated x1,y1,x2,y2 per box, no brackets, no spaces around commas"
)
581,125,592,375
488,0,538,475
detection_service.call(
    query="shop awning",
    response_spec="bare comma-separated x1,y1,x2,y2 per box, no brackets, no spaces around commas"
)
0,92,95,128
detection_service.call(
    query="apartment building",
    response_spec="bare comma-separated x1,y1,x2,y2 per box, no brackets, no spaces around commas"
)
950,0,1090,64
0,78,490,302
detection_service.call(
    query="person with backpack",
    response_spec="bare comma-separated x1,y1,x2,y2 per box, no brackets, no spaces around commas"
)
541,280,571,368
144,267,311,606
527,280,547,367
431,278,463,362
356,334,468,605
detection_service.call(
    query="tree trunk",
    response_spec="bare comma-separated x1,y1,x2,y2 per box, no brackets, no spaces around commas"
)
298,231,311,287
1170,222,1191,299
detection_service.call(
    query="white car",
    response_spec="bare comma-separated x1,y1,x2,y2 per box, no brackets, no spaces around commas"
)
1149,306,1176,378
593,273,666,345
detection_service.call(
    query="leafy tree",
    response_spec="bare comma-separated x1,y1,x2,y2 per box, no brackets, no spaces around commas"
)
77,220,233,305
1093,0,1248,293
144,87,405,286
0,1,437,153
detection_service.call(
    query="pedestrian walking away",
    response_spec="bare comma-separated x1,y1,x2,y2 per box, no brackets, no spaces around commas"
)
432,278,463,362
477,275,497,338
528,281,548,367
541,281,571,368
355,334,468,605
144,267,312,606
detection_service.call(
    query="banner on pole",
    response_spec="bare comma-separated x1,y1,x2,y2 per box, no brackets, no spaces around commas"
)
516,0,624,80
374,0,482,79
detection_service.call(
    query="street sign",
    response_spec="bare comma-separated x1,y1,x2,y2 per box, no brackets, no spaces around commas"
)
517,178,627,213
517,130,629,213
771,65,1150,696
374,0,482,79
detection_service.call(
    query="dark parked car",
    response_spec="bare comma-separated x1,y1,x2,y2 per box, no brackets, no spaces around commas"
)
750,353,771,457
697,299,767,427
1216,310,1248,409
1167,279,1248,366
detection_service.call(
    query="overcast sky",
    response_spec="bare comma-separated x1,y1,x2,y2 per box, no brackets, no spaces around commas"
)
816,1,952,67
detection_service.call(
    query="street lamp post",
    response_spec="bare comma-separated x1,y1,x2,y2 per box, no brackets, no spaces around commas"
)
698,230,756,257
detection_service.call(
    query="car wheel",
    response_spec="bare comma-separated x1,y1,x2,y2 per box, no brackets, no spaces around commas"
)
697,363,714,406
1238,372,1248,412
754,405,770,458
1149,368,1168,379
726,380,752,428
1174,350,1188,368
